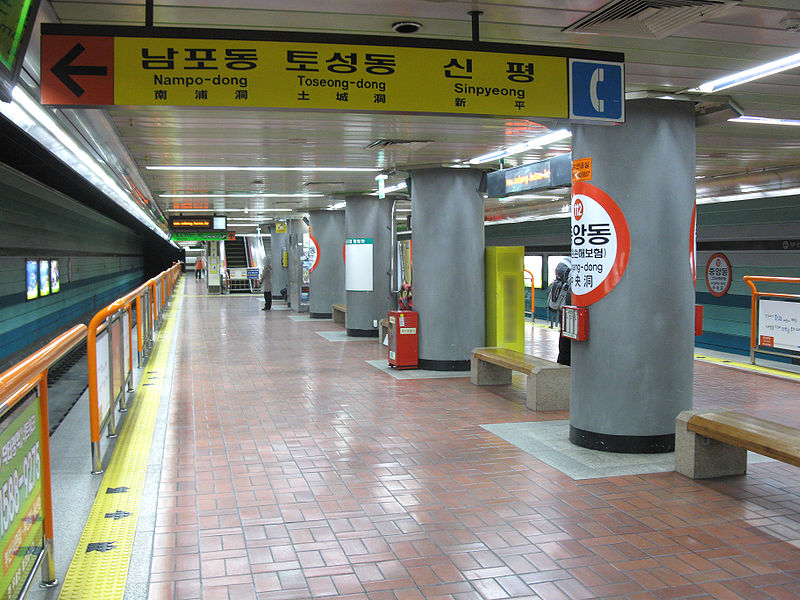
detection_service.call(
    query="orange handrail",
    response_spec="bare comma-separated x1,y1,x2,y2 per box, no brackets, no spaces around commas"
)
743,275,800,363
87,263,182,473
0,323,87,587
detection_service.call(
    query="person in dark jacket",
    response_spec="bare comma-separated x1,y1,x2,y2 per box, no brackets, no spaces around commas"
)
549,259,572,366
261,261,272,311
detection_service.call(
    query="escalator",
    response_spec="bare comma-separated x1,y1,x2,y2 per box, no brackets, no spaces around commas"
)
224,238,254,293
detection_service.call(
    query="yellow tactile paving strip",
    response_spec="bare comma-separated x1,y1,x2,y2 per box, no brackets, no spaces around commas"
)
695,353,800,381
57,280,182,600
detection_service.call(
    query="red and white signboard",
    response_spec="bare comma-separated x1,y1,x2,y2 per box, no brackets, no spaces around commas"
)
705,253,732,297
570,181,630,306
308,235,321,273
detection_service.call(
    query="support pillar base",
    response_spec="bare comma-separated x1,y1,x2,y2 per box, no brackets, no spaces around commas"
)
569,426,674,453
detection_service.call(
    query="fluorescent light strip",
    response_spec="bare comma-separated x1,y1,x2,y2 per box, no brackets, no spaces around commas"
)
694,51,800,94
385,181,408,194
3,87,171,242
729,115,800,127
468,129,572,165
147,166,380,172
168,208,291,212
697,186,800,205
497,194,562,202
160,193,323,198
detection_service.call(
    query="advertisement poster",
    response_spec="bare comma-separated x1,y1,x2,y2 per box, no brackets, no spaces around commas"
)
38,260,49,297
0,390,44,600
25,261,37,300
49,260,60,294
110,318,124,403
95,329,111,425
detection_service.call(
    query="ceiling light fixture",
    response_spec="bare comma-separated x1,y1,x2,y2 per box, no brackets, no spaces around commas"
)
692,50,800,93
728,115,800,127
167,208,292,212
146,166,380,172
467,129,572,165
328,201,347,210
2,87,171,243
160,193,323,198
697,186,800,205
392,21,422,34
497,194,562,202
370,181,408,196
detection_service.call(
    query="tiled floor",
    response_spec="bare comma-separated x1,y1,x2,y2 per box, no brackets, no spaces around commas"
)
148,280,800,600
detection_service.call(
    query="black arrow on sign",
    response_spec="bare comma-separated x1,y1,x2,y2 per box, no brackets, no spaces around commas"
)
86,541,116,553
51,43,108,97
105,510,132,520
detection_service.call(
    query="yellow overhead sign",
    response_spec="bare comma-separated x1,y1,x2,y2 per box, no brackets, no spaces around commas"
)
112,37,567,118
41,26,624,121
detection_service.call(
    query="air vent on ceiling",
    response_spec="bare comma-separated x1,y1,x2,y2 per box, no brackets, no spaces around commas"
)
562,0,740,39
364,139,432,152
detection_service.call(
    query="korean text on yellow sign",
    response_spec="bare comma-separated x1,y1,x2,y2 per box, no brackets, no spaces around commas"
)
114,37,568,118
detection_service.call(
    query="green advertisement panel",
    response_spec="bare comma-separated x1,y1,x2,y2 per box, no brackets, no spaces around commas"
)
0,390,43,600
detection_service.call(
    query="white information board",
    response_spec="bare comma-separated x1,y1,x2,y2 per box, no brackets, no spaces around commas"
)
95,329,111,425
758,299,800,351
345,238,374,292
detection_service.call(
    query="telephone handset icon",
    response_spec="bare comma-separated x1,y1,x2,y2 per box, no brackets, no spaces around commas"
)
590,67,604,113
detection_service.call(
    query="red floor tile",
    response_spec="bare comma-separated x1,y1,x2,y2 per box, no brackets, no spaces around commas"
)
146,283,800,599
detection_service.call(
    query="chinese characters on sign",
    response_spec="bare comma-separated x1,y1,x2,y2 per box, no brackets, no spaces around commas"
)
704,253,732,297
570,182,630,306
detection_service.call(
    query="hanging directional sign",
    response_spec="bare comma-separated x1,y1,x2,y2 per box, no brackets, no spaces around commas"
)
41,24,624,122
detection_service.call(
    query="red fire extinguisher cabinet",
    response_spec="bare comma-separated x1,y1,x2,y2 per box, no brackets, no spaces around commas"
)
388,311,418,369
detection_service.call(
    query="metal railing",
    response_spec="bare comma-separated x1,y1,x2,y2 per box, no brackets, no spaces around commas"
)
0,324,88,597
87,263,182,473
743,275,800,365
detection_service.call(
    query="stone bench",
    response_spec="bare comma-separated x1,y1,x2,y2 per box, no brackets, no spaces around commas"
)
332,303,346,325
470,347,570,411
676,410,800,479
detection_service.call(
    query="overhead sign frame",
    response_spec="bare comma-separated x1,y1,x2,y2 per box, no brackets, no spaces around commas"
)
41,24,624,123
485,153,572,198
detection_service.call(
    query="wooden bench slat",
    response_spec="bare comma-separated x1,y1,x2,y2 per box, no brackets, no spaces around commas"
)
688,411,800,468
472,347,559,375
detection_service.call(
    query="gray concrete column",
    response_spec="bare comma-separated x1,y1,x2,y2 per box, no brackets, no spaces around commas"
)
270,223,289,299
309,209,345,318
410,168,485,370
287,218,309,313
569,98,695,453
344,196,393,336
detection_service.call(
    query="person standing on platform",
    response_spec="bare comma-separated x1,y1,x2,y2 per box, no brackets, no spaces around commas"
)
549,259,572,366
195,256,204,279
261,260,272,311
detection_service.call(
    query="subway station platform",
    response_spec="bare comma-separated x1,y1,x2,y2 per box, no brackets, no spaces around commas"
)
34,277,800,600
